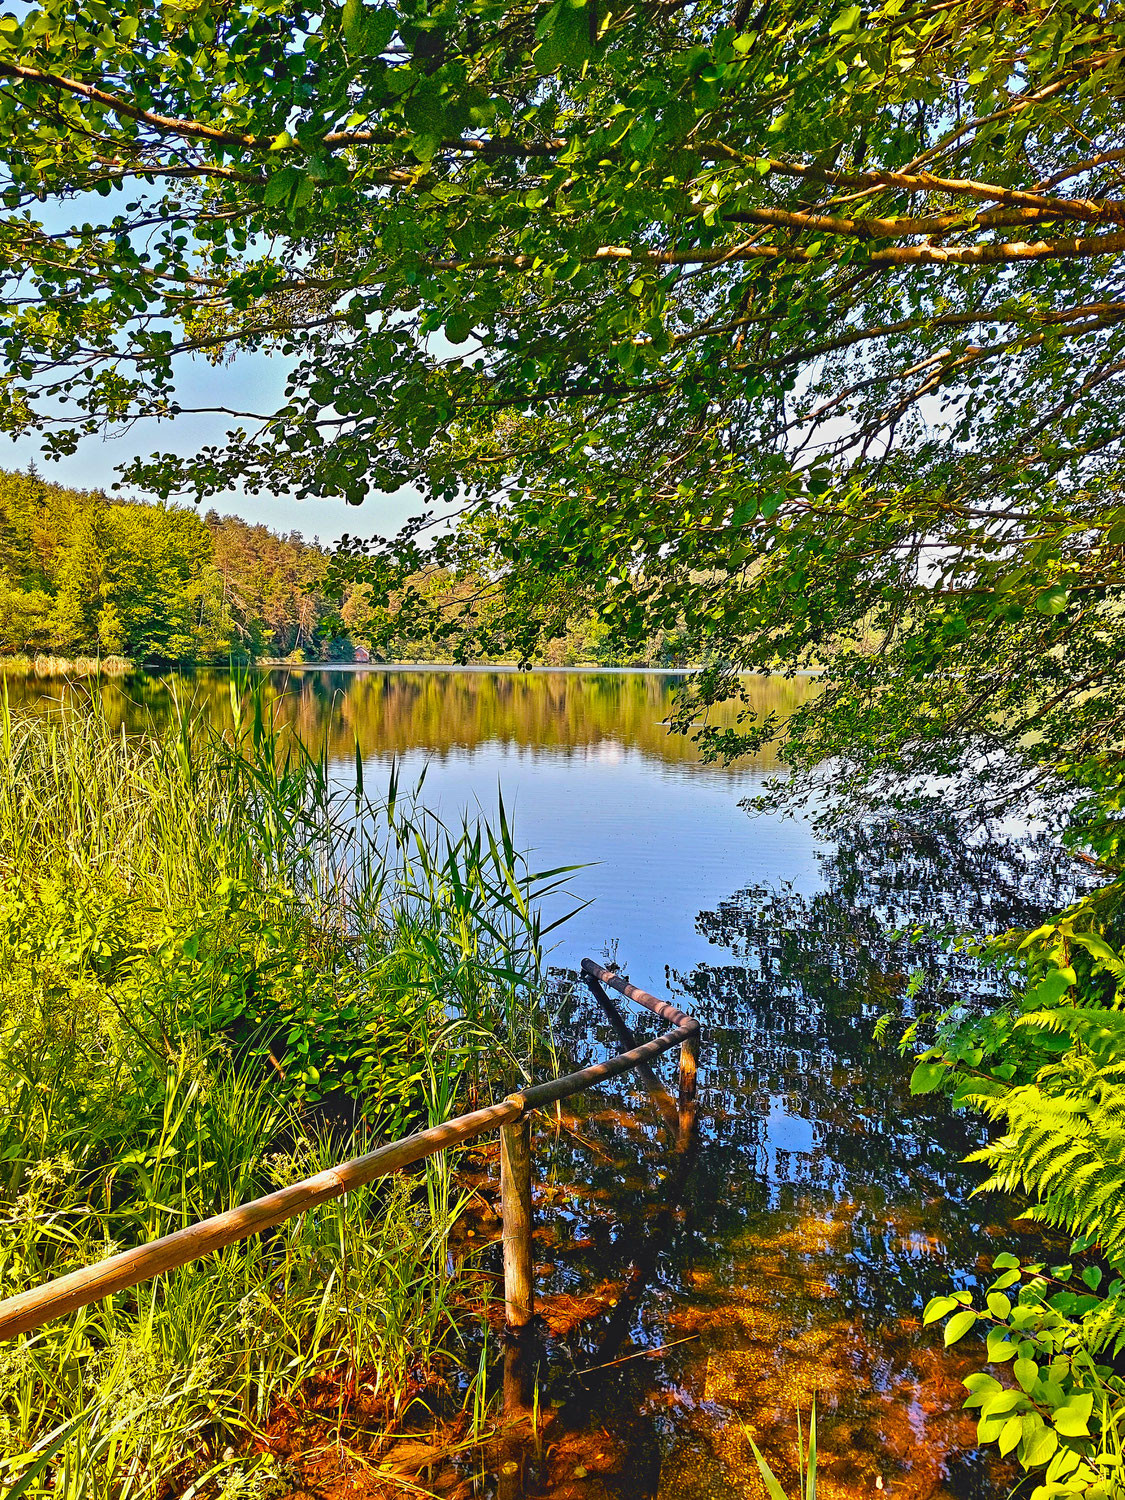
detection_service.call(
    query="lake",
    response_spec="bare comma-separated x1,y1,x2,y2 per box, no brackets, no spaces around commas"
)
9,666,1059,1499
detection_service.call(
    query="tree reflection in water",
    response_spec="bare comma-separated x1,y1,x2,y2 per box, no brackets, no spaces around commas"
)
519,818,1081,1500
1,666,809,772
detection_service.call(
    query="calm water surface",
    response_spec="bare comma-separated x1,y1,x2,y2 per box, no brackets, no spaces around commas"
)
10,667,1058,1500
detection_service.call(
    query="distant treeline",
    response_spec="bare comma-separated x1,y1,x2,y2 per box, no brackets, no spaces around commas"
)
0,462,357,663
0,468,352,663
0,468,686,667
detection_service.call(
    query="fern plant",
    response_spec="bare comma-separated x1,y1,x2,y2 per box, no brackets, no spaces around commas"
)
910,900,1125,1496
966,1006,1125,1274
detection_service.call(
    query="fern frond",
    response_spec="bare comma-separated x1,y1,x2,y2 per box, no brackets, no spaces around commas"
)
1017,1006,1125,1064
967,1022,1125,1266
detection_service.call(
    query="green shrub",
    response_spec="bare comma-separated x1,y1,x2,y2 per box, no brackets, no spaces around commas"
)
911,874,1125,1498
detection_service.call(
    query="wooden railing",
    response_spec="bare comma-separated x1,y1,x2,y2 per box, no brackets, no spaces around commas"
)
0,960,700,1345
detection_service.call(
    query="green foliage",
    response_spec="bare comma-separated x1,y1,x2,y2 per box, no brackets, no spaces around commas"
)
0,0,1121,818
741,1404,817,1500
909,875,1125,1495
0,471,351,663
0,685,562,1495
0,470,678,667
925,1255,1125,1497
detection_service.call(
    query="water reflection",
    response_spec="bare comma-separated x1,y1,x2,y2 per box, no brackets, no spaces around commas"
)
505,819,1076,1500
3,666,811,772
6,667,823,972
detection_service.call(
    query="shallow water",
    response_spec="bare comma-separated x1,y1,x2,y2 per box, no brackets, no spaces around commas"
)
8,667,1063,1498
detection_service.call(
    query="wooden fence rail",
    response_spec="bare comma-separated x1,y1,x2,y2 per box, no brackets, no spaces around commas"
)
0,961,700,1345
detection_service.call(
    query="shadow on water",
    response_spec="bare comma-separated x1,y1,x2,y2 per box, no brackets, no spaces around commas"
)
476,817,1079,1500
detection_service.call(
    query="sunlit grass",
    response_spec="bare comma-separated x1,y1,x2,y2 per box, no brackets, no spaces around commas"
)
0,680,568,1498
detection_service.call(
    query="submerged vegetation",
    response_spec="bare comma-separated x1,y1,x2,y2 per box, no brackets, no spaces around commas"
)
0,684,567,1497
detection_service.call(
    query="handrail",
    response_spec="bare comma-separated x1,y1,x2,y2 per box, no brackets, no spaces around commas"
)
0,960,699,1344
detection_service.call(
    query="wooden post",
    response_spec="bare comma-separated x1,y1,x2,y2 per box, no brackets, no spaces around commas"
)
500,1116,533,1332
678,1033,699,1136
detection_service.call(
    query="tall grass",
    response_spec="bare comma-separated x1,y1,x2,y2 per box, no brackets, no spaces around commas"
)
0,682,567,1498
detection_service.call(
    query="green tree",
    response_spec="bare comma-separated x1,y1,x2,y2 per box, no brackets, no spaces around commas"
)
50,500,213,659
0,469,363,662
0,0,1122,817
99,503,215,660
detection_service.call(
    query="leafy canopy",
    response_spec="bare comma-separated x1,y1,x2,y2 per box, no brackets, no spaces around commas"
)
2,0,1125,815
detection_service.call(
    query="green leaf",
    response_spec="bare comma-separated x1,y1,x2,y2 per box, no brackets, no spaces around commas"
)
1019,1416,1057,1467
263,167,298,206
1053,1393,1093,1437
944,1309,978,1346
1029,967,1075,1005
910,1060,948,1095
366,8,396,52
986,1326,1018,1361
404,88,446,136
829,5,862,33
998,1414,1023,1457
410,132,441,163
445,310,472,344
534,4,591,72
980,1390,1026,1418
1072,932,1122,969
923,1294,959,1325
744,1434,789,1500
2,1412,90,1500
342,0,365,50
964,1373,1003,1400
1035,584,1068,615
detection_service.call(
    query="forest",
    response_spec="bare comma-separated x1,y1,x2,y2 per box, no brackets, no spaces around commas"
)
0,468,672,668
0,467,346,663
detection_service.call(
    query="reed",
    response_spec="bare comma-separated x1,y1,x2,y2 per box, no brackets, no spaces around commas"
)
0,681,569,1498
0,654,132,678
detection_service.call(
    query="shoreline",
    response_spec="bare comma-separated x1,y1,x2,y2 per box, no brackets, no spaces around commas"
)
2,656,823,679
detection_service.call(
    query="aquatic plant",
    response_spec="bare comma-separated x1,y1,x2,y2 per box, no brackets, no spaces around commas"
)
742,1405,817,1500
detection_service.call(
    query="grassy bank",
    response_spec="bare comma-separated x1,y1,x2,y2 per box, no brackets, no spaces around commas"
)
0,685,563,1498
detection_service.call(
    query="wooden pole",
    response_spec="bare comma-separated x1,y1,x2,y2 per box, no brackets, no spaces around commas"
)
0,958,698,1348
678,1032,699,1136
0,1097,523,1344
500,1116,534,1332
583,974,678,1127
678,1033,699,1106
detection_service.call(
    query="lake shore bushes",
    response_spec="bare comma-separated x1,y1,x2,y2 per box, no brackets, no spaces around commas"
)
900,824,1125,1492
0,685,559,1499
0,469,690,672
